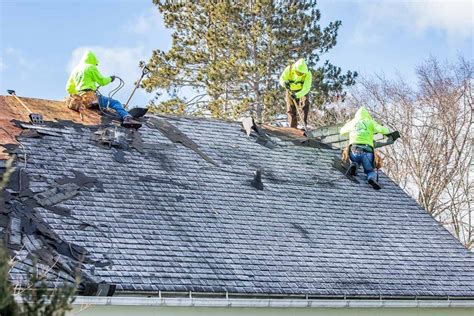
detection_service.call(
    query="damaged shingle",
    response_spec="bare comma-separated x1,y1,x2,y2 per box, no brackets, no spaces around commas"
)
147,117,218,166
250,170,264,190
332,157,359,183
1,154,112,295
112,148,126,163
130,129,144,153
19,123,63,137
92,126,128,149
7,216,22,249
2,103,473,298
55,170,101,189
241,117,278,149
20,129,41,138
34,183,80,207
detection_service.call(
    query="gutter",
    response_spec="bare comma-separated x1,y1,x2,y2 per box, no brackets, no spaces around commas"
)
71,296,474,308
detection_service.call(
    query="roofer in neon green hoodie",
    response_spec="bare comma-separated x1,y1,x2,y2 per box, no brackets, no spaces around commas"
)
279,58,312,128
340,106,390,190
66,50,140,128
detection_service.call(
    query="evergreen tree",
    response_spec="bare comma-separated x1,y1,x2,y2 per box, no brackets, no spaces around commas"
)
143,0,357,123
0,245,18,316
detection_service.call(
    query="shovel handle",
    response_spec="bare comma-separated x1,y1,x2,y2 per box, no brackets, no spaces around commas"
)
9,92,33,114
290,95,307,131
124,65,150,109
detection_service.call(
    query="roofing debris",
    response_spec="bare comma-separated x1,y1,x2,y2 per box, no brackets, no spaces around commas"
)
250,170,264,190
92,126,129,149
332,157,359,183
1,97,473,298
1,143,113,295
19,123,63,137
92,125,145,160
112,148,126,163
147,117,218,166
0,96,101,159
241,117,278,149
33,183,79,207
55,170,101,188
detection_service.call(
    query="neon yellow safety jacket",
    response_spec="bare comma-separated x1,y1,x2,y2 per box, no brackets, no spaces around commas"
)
340,107,389,147
279,58,312,99
66,51,112,95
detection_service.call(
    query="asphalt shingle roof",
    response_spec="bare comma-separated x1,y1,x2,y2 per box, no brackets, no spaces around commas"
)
2,106,473,297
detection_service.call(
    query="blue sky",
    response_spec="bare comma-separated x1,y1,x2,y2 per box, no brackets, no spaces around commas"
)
0,0,472,106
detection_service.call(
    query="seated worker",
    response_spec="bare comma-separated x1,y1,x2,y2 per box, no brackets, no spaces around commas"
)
66,50,140,128
340,106,390,190
279,58,312,128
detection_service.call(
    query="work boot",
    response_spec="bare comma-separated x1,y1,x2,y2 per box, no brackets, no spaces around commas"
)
128,107,148,119
347,162,358,176
368,178,382,190
121,115,142,129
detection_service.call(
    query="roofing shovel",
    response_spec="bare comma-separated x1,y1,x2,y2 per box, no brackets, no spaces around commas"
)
289,94,308,136
124,65,150,110
7,89,44,124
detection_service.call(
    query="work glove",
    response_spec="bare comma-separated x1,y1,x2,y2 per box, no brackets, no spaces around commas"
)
110,75,116,82
284,82,291,90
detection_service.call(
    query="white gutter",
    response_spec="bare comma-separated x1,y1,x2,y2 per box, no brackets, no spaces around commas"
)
71,296,474,308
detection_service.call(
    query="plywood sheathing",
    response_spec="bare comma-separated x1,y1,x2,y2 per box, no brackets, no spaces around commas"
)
0,95,102,159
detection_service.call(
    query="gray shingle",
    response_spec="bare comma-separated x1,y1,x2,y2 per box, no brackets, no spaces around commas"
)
4,114,474,297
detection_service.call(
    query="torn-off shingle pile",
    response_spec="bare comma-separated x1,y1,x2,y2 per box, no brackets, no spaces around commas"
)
1,98,473,297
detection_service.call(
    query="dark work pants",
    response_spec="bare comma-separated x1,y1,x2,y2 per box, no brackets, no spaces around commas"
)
285,90,309,128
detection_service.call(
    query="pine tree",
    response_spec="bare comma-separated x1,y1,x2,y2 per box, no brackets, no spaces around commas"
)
144,0,357,123
0,245,18,316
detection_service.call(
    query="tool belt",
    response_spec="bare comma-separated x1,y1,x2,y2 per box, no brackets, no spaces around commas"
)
66,90,99,112
351,144,372,154
342,144,383,169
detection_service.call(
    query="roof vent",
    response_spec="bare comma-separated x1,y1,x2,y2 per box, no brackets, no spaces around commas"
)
251,170,264,190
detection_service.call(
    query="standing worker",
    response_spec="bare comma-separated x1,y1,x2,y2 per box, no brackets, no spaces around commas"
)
66,50,141,128
279,58,312,128
340,106,390,190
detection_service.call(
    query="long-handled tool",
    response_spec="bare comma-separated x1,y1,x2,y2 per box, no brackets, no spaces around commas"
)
7,90,43,124
289,93,308,134
124,65,150,109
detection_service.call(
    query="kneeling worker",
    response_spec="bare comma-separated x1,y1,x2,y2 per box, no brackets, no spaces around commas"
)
279,58,312,128
66,50,140,128
340,106,390,190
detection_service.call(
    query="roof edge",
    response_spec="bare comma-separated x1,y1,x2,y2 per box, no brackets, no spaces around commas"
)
65,296,474,308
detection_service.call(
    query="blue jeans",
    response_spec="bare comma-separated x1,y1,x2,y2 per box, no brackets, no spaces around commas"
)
98,95,130,120
349,151,376,181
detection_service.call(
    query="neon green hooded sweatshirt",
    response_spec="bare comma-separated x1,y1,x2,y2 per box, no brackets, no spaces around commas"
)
340,107,389,147
279,58,312,99
66,51,112,95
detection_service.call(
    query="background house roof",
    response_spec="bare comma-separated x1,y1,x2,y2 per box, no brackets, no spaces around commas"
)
1,96,473,297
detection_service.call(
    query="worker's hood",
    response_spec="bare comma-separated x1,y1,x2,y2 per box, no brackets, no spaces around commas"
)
354,106,372,121
293,58,309,74
81,51,99,65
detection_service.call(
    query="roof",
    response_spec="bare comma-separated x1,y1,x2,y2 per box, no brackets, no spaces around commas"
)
0,96,100,159
1,96,473,298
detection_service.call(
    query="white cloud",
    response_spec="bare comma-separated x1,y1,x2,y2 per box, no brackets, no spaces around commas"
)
124,8,171,52
352,0,473,43
5,48,28,67
67,46,151,105
126,8,163,35
407,1,473,38
3,48,33,80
